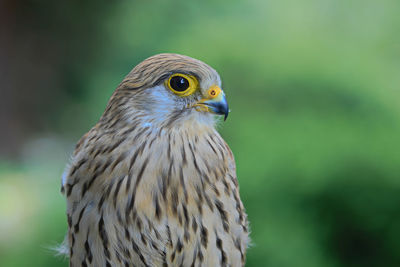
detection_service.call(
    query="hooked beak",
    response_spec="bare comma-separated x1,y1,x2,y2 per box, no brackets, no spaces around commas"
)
194,85,230,121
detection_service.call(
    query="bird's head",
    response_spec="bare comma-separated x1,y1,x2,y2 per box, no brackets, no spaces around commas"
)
101,54,229,130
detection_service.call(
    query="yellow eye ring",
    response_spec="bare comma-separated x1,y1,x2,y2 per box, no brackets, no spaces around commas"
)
166,73,198,97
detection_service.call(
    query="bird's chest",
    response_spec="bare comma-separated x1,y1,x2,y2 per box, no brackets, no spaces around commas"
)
106,133,245,265
67,129,248,266
108,184,246,267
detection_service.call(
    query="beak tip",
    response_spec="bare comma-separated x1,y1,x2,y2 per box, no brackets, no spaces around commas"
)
224,110,229,121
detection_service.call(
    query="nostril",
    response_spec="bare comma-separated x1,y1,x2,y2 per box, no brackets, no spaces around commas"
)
207,85,221,98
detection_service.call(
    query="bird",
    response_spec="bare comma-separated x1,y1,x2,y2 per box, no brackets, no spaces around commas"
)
61,53,249,267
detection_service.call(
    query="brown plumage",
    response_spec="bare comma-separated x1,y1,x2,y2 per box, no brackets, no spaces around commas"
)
61,53,249,266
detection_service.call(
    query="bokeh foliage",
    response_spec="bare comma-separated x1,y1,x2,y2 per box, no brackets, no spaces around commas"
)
1,0,400,266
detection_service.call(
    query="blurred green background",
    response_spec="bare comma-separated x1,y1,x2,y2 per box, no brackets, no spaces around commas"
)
1,0,400,266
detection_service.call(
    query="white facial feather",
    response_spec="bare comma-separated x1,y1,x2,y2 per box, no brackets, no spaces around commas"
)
145,85,178,125
143,84,217,129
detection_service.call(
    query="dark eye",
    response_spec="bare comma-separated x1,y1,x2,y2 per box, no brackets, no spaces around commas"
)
169,75,189,92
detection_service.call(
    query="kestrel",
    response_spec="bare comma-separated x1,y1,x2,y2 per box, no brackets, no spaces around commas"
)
61,53,249,267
